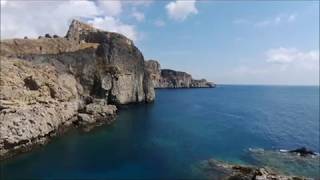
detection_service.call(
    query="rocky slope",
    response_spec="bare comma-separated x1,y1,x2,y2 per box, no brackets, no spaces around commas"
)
145,60,214,88
0,20,214,160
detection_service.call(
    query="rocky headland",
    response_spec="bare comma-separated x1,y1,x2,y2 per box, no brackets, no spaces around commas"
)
145,60,214,88
0,20,214,160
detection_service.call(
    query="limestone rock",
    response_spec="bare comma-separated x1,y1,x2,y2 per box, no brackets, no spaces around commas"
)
0,19,152,159
0,19,215,160
0,57,82,159
145,60,215,88
1,19,155,104
145,60,161,87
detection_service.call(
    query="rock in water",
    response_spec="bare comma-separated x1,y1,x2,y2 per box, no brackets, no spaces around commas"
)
195,159,310,180
288,147,317,156
249,148,319,178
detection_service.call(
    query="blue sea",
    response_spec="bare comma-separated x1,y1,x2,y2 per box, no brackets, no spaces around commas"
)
1,85,319,179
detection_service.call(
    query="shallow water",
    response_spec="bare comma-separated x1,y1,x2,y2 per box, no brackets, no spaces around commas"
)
1,85,319,179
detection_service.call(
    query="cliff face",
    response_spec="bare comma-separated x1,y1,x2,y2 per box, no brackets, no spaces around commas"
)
0,20,214,160
0,57,117,159
145,60,214,88
0,20,154,159
1,20,154,104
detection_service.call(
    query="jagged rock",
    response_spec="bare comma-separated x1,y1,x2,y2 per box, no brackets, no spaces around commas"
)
53,35,59,38
197,159,309,180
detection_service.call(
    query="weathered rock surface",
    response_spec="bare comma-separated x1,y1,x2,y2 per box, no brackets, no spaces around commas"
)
197,159,310,180
145,60,214,88
0,57,117,159
0,19,152,159
0,19,214,160
1,19,154,104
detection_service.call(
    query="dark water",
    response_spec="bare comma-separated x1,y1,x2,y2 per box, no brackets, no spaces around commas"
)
1,85,319,179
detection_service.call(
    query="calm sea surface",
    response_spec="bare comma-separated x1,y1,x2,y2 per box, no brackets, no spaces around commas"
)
1,85,319,179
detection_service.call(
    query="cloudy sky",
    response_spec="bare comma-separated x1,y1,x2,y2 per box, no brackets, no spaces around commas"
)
1,0,319,85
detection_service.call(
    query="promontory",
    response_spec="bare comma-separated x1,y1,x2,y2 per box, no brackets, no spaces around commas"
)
0,20,214,160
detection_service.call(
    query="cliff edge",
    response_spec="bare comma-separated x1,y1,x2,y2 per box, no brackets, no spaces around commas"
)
0,20,155,159
0,20,214,160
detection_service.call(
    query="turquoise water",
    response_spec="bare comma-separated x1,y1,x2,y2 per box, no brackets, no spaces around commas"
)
1,85,319,179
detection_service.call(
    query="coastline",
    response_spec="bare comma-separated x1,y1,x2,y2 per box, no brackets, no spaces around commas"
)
0,20,214,160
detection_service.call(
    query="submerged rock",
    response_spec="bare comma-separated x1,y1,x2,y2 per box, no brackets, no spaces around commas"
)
248,148,320,178
196,159,311,180
288,147,317,156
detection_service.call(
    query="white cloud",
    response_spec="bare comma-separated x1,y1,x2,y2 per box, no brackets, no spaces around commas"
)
266,47,319,63
132,11,145,22
166,0,198,21
125,1,153,7
154,19,166,27
234,14,297,27
1,1,100,38
97,0,122,17
88,16,137,41
255,14,297,27
1,0,140,42
226,47,319,85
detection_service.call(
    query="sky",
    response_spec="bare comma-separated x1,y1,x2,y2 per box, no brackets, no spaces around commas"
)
1,0,319,85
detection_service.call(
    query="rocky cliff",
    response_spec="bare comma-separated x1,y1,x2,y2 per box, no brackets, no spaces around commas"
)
145,60,214,88
0,20,214,160
1,20,154,104
0,20,154,159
